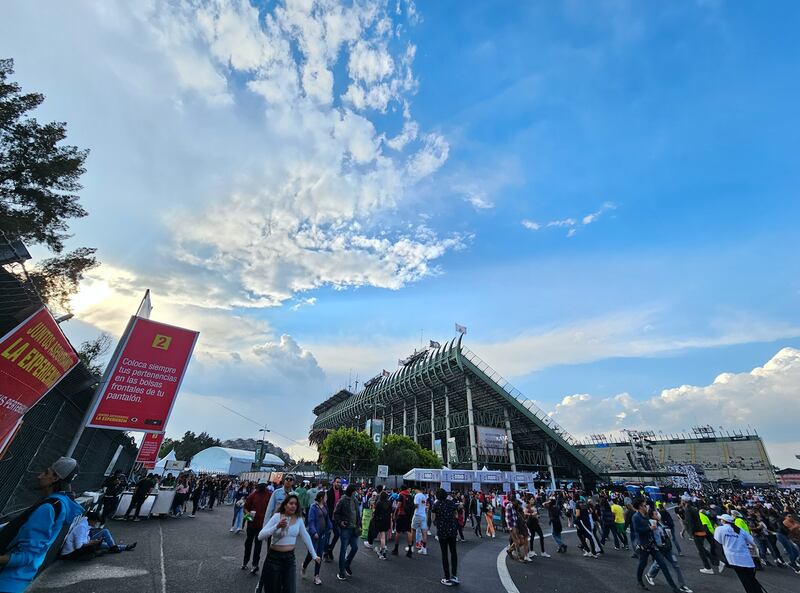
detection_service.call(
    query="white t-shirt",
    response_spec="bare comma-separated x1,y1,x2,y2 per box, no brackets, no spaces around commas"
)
714,524,755,568
414,492,427,517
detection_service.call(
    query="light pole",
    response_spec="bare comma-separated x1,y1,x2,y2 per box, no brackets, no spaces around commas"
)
256,427,271,469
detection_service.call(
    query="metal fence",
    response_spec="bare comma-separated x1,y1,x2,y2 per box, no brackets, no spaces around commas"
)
0,263,137,519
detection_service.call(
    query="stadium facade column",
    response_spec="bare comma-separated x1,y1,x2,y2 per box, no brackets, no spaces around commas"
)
390,409,394,434
545,442,557,491
413,396,418,442
465,375,478,471
430,392,435,450
444,386,452,469
503,408,517,472
403,403,407,436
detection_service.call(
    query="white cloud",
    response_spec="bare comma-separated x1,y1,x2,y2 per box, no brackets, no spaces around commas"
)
523,202,616,237
463,191,494,210
547,347,800,467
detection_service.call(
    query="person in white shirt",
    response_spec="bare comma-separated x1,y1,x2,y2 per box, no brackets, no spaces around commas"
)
713,514,764,593
411,487,428,555
255,494,319,593
60,511,136,560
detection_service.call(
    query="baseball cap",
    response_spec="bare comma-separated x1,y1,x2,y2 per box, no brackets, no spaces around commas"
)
50,457,79,482
258,478,269,485
719,514,734,523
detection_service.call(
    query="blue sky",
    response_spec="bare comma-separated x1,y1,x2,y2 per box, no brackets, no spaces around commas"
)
2,1,798,465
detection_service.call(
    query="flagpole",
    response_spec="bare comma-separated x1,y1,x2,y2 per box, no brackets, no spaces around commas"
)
66,289,150,458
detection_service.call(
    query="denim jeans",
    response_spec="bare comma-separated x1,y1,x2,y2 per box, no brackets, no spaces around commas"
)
777,532,799,564
304,532,329,577
232,506,243,530
89,527,116,550
666,528,681,555
551,529,564,548
648,548,687,587
338,527,359,576
637,547,678,589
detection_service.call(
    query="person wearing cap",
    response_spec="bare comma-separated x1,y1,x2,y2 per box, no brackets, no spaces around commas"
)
0,457,84,593
714,514,765,593
242,479,271,574
264,475,296,525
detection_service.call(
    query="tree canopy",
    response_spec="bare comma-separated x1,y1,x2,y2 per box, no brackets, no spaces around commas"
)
319,427,377,476
0,58,96,311
378,433,441,475
158,431,221,463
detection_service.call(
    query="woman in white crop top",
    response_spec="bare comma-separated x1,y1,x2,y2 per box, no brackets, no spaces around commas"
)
255,493,319,593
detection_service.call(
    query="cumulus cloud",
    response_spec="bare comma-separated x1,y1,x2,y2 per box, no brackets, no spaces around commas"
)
523,202,616,237
547,347,800,467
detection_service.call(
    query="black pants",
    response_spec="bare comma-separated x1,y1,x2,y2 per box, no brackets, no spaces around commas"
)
124,496,146,519
693,535,713,569
243,525,262,567
439,536,458,580
326,524,340,557
601,524,621,548
528,520,545,552
473,513,482,537
733,565,764,593
101,496,119,524
636,547,678,588
257,548,296,593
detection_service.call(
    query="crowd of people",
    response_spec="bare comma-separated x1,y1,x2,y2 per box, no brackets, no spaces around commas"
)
2,457,798,593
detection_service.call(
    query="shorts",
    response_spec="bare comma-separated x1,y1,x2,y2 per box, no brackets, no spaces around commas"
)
396,515,411,533
411,515,427,531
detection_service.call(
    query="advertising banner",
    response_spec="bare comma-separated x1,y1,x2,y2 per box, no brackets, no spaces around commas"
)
476,425,508,457
136,432,165,468
87,317,198,432
0,307,79,451
433,439,443,462
446,436,458,464
367,418,384,449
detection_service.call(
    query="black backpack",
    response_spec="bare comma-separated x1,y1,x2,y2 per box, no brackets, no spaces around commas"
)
0,498,62,555
403,493,415,517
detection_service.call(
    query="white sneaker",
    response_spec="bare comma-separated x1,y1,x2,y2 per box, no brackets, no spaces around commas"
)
530,551,537,557
645,575,655,586
583,551,591,557
363,541,372,549
230,527,236,532
718,561,726,574
540,552,551,558
450,576,460,585
679,587,693,593
418,547,427,555
699,568,714,575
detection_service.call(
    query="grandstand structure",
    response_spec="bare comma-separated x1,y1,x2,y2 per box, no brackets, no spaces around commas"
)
577,426,776,486
310,336,606,487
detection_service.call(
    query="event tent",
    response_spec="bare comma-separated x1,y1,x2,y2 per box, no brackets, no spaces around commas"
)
189,446,284,475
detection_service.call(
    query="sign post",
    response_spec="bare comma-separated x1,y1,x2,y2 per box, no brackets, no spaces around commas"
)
135,432,165,469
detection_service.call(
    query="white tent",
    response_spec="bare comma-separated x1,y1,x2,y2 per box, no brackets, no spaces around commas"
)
189,446,284,475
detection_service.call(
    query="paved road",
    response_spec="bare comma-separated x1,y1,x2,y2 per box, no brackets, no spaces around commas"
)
29,506,800,593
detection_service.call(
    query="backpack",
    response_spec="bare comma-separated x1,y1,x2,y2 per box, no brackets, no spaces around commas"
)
0,498,61,554
401,493,415,517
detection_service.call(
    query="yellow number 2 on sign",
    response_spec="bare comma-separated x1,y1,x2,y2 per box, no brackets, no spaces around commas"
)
152,334,172,350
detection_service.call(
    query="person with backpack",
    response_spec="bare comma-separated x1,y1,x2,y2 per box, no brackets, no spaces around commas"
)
0,457,84,593
391,487,414,557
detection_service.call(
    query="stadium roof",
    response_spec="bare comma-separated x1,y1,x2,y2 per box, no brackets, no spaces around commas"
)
311,336,606,482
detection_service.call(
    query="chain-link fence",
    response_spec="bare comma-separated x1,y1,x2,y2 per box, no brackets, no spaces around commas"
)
0,261,137,519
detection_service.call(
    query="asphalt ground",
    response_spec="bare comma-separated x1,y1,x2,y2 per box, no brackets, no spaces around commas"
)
28,506,800,593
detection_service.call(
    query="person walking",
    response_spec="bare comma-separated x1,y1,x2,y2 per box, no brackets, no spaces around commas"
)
412,486,429,555
632,499,680,592
525,496,549,558
333,484,362,581
432,488,460,586
230,483,249,533
682,495,719,575
123,473,154,521
303,491,332,585
372,490,392,559
324,477,342,562
99,472,126,525
255,494,319,593
484,497,496,538
714,514,765,593
546,497,567,553
470,493,483,539
242,479,271,575
0,457,84,593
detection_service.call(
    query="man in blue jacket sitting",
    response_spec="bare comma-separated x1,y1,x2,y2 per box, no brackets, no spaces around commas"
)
0,457,85,593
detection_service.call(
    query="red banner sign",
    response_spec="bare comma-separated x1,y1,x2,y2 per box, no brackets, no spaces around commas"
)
136,431,165,468
87,317,198,433
0,307,79,451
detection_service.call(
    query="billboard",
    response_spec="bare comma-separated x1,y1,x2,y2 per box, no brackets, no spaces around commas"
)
476,425,508,457
365,418,384,448
433,439,444,462
0,307,79,451
87,317,198,432
446,436,458,464
135,432,165,468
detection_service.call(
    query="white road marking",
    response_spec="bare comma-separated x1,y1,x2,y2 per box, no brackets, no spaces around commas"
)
159,521,167,593
30,566,149,589
496,529,577,593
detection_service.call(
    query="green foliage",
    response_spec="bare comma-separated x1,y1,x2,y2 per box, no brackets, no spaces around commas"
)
159,431,221,464
319,427,377,475
378,433,441,475
1,58,95,311
76,332,111,377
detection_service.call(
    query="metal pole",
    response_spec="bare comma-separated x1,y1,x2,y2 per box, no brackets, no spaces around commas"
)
504,408,517,472
545,442,557,492
444,386,452,469
430,392,435,450
66,314,136,458
465,375,478,471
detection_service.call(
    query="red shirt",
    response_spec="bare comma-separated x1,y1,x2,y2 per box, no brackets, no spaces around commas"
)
244,489,271,530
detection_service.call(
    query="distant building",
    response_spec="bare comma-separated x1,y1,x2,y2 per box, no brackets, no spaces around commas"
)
776,468,800,490
190,446,284,475
576,428,776,486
